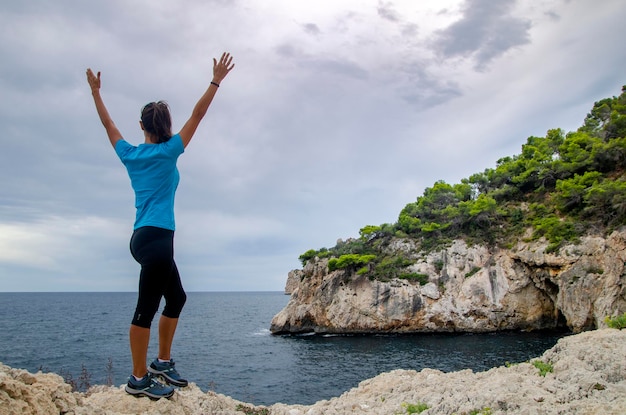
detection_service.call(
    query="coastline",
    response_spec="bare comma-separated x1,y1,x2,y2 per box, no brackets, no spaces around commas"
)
2,328,625,415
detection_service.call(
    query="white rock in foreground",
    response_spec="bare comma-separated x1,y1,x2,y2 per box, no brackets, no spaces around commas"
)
1,329,625,415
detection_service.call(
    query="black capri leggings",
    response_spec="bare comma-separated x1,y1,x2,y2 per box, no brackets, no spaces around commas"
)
129,226,187,328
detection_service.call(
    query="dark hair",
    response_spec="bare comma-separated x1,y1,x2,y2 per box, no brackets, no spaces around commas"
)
141,101,172,143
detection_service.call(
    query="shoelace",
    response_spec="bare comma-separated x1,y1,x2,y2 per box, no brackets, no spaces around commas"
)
149,377,167,389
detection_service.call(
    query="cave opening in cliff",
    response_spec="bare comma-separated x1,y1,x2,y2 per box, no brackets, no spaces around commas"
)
537,277,570,330
543,278,559,299
556,308,568,329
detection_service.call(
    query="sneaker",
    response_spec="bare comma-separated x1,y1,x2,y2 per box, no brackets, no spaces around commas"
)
148,358,189,387
125,373,174,399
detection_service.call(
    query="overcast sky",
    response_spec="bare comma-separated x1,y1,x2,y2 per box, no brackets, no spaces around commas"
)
1,0,624,292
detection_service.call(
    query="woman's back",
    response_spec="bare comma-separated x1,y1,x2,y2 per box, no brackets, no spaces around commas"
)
116,134,185,230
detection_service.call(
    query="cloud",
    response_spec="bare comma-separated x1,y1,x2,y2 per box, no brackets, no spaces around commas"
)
0,215,129,275
301,23,321,36
395,61,463,109
377,1,402,22
433,0,531,70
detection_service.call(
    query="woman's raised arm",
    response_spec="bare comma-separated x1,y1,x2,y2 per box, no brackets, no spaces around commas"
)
178,53,235,148
86,68,123,148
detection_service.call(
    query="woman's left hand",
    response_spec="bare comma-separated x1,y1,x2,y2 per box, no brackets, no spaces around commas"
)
86,68,101,93
212,53,235,84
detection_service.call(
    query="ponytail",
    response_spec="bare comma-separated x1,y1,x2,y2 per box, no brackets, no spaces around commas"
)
141,101,172,143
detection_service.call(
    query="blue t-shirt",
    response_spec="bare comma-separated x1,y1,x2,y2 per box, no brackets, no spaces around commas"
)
115,134,185,230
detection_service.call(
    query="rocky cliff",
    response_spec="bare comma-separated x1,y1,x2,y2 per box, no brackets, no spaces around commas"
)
271,229,626,334
2,329,625,414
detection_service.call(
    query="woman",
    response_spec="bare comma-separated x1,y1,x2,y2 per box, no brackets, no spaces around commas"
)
86,53,235,399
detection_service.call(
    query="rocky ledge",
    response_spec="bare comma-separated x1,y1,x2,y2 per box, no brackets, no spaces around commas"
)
271,230,626,334
1,329,625,415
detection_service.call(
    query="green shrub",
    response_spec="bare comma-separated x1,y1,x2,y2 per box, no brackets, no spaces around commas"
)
531,213,579,246
402,402,429,414
298,249,318,266
299,248,331,266
328,254,377,272
532,360,553,376
398,273,429,285
370,255,415,281
465,266,481,278
359,225,382,241
585,265,604,274
604,312,626,329
318,249,332,259
555,171,603,213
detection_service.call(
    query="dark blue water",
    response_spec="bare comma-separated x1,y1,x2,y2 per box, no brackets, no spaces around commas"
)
0,292,566,405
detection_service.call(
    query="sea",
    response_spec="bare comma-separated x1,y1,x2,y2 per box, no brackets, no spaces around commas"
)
0,292,568,406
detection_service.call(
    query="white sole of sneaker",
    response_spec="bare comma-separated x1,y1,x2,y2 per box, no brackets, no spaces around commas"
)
125,385,174,400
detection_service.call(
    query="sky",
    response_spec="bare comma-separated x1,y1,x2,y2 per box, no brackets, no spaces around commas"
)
1,0,625,292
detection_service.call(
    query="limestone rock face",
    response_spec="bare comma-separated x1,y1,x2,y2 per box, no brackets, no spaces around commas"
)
0,366,78,415
270,229,626,334
284,269,301,295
